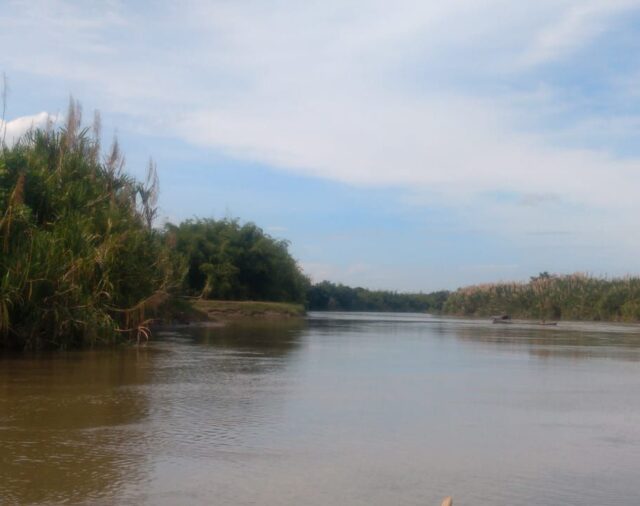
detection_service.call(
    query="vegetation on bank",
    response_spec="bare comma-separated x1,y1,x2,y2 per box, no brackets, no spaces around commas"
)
192,299,305,319
306,275,640,322
0,100,309,349
307,281,449,313
443,272,640,322
0,101,183,349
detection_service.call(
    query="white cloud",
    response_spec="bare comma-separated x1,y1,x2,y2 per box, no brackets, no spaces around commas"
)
2,0,640,272
0,112,56,146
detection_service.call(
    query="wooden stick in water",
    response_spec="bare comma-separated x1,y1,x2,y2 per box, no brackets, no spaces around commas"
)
441,497,452,506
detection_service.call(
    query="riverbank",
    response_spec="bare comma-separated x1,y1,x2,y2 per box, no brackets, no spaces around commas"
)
188,299,306,322
443,274,640,323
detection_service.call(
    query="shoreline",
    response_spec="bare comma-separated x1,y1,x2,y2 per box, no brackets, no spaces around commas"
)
181,299,306,324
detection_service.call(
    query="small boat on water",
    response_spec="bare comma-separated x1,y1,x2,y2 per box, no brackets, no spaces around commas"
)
492,314,512,324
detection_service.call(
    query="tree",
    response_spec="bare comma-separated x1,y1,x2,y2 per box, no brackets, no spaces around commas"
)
170,218,309,303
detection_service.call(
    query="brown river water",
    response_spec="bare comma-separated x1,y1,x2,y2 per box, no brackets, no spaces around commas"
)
2,312,640,505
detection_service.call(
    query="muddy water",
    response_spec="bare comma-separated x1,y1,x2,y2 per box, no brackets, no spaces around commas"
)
2,313,640,505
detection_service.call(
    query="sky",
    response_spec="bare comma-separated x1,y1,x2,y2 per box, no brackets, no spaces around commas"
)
2,0,640,292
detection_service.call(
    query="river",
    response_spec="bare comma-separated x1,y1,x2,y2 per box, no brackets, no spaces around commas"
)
2,312,640,505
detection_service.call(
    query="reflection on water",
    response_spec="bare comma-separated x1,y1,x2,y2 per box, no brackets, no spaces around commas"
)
2,314,640,505
450,319,640,362
185,318,305,355
310,311,640,361
140,320,306,465
0,349,152,504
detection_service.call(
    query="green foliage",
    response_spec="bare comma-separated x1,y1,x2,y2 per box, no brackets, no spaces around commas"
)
443,273,640,322
169,218,310,304
0,101,183,349
193,299,305,318
307,281,449,312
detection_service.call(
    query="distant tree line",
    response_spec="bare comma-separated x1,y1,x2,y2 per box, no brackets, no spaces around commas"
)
307,281,449,313
443,272,640,322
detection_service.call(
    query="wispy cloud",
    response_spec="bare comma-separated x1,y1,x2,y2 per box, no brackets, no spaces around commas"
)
3,0,640,286
518,193,561,207
4,1,636,204
521,0,640,66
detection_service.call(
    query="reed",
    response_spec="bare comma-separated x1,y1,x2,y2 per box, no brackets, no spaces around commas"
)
0,100,184,349
443,272,640,322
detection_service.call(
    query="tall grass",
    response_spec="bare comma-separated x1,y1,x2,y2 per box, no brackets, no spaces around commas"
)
443,273,640,322
0,100,183,349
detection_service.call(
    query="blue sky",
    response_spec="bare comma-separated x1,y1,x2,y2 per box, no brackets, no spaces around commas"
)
2,0,640,291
